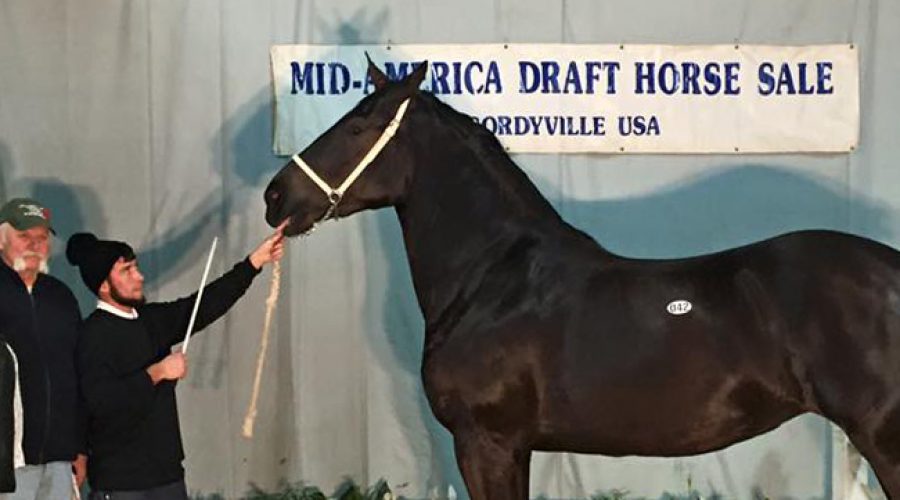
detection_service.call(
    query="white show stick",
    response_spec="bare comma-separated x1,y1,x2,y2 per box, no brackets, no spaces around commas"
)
181,237,218,354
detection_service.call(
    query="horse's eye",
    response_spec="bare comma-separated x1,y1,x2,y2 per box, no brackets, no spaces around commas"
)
350,125,362,135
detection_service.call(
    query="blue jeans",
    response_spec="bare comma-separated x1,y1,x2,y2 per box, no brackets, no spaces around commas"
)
0,462,73,500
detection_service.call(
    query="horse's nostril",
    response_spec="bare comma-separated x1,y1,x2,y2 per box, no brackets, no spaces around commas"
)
268,190,280,202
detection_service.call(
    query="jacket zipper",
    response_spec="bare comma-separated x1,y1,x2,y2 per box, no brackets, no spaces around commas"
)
29,288,52,464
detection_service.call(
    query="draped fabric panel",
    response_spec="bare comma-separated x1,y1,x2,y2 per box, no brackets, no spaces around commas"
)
1,1,899,498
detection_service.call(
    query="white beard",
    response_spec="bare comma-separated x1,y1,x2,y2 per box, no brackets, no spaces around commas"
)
13,256,49,274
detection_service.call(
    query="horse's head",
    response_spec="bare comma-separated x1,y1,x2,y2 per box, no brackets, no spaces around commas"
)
264,58,428,236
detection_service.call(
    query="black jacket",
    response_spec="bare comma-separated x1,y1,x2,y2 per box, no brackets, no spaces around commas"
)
0,262,83,469
78,258,260,491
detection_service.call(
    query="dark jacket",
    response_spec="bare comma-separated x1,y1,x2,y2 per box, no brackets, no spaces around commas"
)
0,262,83,468
78,258,259,491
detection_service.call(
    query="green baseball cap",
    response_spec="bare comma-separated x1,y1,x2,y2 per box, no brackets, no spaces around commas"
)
0,198,55,234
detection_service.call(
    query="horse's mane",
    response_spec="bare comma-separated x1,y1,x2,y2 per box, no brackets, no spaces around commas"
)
415,91,561,220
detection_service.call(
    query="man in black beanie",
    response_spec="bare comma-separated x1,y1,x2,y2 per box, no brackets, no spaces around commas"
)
67,225,285,500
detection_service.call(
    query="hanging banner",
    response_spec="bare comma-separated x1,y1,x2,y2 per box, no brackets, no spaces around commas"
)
271,44,859,155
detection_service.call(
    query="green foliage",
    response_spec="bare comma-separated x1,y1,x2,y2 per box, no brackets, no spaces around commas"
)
332,477,392,500
590,488,631,500
205,478,393,500
190,493,226,500
191,476,737,499
242,480,328,500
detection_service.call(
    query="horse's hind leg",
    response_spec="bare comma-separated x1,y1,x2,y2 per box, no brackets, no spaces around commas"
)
843,433,900,499
839,406,900,500
453,433,531,500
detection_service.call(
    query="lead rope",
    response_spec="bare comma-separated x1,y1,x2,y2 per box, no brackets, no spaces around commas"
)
242,222,322,439
242,259,282,438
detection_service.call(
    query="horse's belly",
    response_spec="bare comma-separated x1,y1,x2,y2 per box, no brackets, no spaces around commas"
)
534,415,795,457
533,378,803,456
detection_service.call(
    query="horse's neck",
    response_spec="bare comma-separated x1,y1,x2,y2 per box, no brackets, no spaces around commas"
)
394,123,565,326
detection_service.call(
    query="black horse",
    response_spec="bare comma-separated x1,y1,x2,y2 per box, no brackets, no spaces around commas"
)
265,60,900,499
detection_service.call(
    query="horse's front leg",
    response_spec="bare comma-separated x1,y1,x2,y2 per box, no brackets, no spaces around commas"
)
453,431,531,500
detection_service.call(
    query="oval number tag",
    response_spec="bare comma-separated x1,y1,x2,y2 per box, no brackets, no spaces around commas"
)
666,300,692,315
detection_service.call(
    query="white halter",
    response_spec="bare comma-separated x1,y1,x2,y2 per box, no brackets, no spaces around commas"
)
291,98,411,234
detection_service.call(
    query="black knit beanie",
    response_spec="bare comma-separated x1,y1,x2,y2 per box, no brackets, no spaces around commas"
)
65,233,136,295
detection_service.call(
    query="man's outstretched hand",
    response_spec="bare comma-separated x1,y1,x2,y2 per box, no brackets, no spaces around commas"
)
249,221,287,270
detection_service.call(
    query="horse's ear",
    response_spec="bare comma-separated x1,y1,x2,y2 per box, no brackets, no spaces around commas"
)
405,61,429,92
366,52,389,91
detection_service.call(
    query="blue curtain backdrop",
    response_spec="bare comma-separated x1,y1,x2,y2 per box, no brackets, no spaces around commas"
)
1,1,898,498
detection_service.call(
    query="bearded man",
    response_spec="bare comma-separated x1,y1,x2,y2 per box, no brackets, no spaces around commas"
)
0,198,86,499
67,226,283,500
